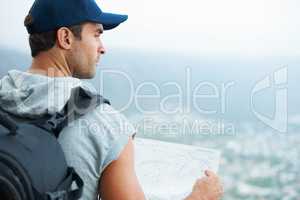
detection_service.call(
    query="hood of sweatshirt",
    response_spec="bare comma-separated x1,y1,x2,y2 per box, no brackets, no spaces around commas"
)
0,70,96,119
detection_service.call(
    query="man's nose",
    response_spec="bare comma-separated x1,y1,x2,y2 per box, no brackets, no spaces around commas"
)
98,46,105,54
98,40,106,54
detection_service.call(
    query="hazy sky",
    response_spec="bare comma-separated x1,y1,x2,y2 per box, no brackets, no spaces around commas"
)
0,0,299,57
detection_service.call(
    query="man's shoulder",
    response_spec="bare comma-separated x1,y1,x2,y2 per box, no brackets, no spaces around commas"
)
58,102,136,178
61,103,135,140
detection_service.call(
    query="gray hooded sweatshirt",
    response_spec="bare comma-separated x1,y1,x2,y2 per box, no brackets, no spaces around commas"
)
0,70,136,200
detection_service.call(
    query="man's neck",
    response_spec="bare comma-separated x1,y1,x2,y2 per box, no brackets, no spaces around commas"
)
28,49,73,77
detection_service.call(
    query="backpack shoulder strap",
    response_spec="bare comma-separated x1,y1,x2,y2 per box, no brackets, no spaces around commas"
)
0,109,18,135
33,87,110,137
39,167,84,200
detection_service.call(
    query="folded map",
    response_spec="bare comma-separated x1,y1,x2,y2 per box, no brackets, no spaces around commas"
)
134,138,221,200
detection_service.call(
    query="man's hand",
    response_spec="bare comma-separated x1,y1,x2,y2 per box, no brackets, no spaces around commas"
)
185,170,224,200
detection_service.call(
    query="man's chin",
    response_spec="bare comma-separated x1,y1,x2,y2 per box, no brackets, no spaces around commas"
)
73,70,96,79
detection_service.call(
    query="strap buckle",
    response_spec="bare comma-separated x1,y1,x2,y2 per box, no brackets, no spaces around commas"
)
46,190,67,200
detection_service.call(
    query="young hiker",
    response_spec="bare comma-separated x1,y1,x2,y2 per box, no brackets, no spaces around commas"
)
0,0,223,199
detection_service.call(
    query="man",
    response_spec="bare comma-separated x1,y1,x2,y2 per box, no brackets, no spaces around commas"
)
0,0,223,199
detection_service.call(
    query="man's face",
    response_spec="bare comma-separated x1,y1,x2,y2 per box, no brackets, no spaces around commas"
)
68,23,105,79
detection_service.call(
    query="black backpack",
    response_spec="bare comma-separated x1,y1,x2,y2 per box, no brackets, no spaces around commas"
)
0,87,110,200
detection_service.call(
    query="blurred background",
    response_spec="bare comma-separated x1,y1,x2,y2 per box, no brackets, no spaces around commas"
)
0,0,299,199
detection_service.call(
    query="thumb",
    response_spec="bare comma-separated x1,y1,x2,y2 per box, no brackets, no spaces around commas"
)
204,170,214,177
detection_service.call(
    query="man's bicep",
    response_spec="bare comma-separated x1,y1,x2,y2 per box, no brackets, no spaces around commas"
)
99,138,146,200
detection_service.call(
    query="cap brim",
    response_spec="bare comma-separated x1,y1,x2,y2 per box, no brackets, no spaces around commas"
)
96,12,128,30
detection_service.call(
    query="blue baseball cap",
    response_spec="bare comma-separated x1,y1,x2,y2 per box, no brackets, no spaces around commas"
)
25,0,128,34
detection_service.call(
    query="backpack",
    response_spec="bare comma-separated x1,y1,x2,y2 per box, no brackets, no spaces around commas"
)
0,87,110,200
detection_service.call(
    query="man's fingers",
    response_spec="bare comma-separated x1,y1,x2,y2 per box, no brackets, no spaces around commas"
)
204,170,210,177
204,170,216,177
205,170,220,184
203,170,223,190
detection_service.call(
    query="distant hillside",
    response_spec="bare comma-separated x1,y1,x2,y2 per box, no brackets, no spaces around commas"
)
0,47,299,122
0,47,31,77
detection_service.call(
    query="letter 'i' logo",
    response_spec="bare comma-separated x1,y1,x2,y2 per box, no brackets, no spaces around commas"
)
251,67,288,133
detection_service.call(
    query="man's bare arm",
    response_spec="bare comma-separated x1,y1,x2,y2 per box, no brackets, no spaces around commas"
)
99,138,146,200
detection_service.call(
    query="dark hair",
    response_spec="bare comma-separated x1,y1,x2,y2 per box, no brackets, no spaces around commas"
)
24,15,83,57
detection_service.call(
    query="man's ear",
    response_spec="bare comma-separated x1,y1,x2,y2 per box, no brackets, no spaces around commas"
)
56,27,74,50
